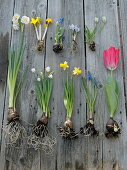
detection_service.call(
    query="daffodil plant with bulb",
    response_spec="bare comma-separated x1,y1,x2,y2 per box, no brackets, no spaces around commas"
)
80,71,102,136
58,61,82,139
4,18,28,144
53,17,65,53
104,46,120,138
30,17,52,51
69,24,80,53
85,16,107,51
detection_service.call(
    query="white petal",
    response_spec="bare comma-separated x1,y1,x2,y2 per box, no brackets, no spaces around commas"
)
48,74,53,79
102,16,107,23
45,66,51,72
37,77,41,81
21,16,30,24
31,68,36,73
94,17,99,23
13,23,20,30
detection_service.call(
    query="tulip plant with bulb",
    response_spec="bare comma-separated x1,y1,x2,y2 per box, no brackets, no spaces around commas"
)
80,71,102,136
85,16,107,51
4,14,28,144
27,67,56,152
104,46,120,138
53,17,65,53
30,17,52,51
58,61,82,139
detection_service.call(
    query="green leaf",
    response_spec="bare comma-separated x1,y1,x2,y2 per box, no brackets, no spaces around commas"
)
105,76,119,117
34,77,53,117
63,78,74,118
8,32,26,110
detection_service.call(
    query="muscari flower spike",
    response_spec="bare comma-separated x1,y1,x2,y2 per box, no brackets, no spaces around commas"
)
58,17,64,23
87,71,93,81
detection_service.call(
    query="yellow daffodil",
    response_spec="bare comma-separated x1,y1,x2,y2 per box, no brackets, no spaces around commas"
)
30,17,41,25
73,67,82,75
46,18,53,24
60,61,69,70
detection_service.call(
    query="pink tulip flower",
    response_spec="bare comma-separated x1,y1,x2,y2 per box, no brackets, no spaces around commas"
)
103,46,120,71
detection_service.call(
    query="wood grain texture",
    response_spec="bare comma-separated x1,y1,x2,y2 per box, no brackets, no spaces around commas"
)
0,0,127,170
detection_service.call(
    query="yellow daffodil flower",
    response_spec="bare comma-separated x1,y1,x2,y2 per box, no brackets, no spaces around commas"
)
46,18,53,24
73,67,82,75
60,61,69,70
30,17,41,25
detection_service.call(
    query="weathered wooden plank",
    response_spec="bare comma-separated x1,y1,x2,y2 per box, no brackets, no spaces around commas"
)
84,0,104,169
118,0,127,169
45,0,86,170
0,0,48,170
85,0,127,170
0,0,15,169
0,0,14,145
0,0,127,169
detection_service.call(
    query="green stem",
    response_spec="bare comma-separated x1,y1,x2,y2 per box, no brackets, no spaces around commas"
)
111,70,113,77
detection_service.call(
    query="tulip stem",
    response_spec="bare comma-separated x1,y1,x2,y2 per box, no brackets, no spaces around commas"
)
110,70,113,77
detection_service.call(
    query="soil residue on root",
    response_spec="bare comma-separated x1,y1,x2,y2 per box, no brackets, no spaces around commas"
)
105,118,120,138
27,115,56,154
53,43,63,53
58,126,79,139
3,108,26,146
71,40,78,53
80,119,99,136
89,41,96,51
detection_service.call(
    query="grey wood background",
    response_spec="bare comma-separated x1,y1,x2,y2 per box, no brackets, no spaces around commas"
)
0,0,127,169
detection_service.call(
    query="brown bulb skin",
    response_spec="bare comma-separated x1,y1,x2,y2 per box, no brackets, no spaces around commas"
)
37,40,44,51
7,107,19,122
64,118,73,129
37,115,48,126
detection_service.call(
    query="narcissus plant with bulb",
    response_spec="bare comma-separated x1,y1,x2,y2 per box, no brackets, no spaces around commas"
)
27,67,56,153
58,61,82,139
30,17,52,51
3,20,28,145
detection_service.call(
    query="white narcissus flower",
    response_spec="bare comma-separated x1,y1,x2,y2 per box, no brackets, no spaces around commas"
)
37,77,41,81
48,74,53,79
94,17,99,23
21,16,30,24
102,16,107,23
31,68,36,73
45,66,51,72
12,14,20,22
13,23,20,30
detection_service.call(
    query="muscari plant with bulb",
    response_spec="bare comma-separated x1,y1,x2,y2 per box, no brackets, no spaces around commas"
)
85,17,107,51
53,17,65,53
58,62,82,139
104,46,120,138
4,32,27,145
69,24,80,53
80,71,101,136
27,69,56,153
